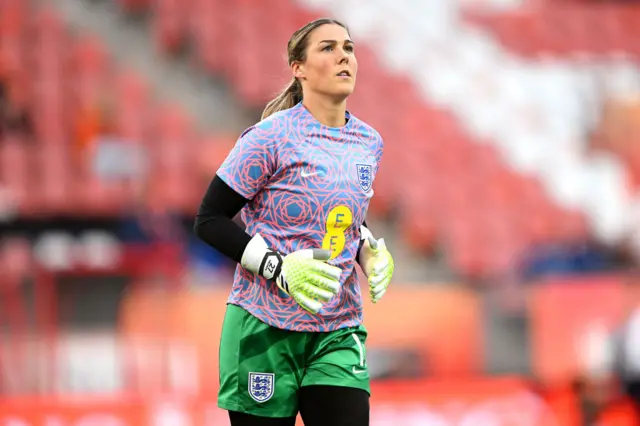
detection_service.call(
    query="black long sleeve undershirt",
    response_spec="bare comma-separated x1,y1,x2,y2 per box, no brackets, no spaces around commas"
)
193,175,252,263
193,174,370,265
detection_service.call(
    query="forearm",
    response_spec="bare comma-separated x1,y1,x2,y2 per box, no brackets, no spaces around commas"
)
195,177,373,269
193,175,252,263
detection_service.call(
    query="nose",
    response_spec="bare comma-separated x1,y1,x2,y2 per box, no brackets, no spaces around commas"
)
338,48,349,64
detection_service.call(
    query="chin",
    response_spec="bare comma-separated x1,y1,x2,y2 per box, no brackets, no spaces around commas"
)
332,86,355,99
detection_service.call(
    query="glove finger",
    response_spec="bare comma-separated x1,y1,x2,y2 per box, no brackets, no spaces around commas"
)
371,287,387,304
370,277,390,297
311,249,332,261
294,292,323,314
372,257,391,275
367,236,378,250
368,272,387,288
305,285,335,303
313,275,340,294
296,249,332,261
313,261,342,281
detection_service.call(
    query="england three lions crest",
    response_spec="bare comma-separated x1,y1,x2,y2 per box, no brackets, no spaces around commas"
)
356,164,373,193
248,372,275,403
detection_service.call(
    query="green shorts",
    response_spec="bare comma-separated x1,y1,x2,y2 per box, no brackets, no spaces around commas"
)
218,303,370,418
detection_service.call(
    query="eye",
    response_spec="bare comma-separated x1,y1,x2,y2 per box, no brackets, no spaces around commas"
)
345,44,354,53
322,45,334,52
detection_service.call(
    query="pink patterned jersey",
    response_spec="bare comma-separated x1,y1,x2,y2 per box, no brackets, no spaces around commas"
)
217,102,384,332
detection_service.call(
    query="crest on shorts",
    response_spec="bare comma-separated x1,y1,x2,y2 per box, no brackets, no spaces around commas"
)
248,372,275,403
356,163,373,193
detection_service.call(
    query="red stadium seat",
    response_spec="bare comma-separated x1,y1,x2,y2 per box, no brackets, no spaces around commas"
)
6,0,610,277
196,134,235,176
35,145,72,214
398,178,443,253
478,214,526,277
0,2,216,220
114,71,152,142
0,0,27,75
31,7,66,48
70,36,109,75
474,2,640,58
151,103,193,150
447,222,485,278
67,37,110,111
147,172,197,213
145,104,198,212
0,237,32,279
117,0,151,15
0,138,31,214
32,86,67,147
191,0,232,74
151,0,187,54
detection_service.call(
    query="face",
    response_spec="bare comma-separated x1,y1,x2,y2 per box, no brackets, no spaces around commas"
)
293,24,358,101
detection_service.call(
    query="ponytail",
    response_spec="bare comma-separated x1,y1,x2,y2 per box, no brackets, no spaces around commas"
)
261,78,302,120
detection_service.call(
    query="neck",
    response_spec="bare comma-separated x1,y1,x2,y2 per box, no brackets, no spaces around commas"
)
302,95,347,128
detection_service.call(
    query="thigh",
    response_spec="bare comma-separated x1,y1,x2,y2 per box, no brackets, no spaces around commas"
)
301,324,370,395
218,304,305,419
299,385,369,426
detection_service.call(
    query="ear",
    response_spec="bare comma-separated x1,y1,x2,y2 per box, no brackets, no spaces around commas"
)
291,62,305,80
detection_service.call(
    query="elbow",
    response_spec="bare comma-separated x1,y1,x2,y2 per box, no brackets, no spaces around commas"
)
193,217,206,240
193,214,221,245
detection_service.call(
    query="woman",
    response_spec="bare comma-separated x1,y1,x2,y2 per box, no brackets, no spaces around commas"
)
194,18,394,426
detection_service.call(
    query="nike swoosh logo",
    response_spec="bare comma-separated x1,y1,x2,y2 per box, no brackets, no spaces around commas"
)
352,367,367,375
301,171,319,178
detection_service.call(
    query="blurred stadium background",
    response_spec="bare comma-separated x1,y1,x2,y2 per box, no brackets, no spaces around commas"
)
1,0,640,424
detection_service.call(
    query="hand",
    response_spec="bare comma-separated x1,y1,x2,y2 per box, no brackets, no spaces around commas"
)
241,234,342,314
276,248,342,314
359,230,394,303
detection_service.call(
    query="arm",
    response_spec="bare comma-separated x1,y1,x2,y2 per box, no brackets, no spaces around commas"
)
198,124,276,267
193,174,341,314
358,130,394,303
193,126,341,313
193,174,252,263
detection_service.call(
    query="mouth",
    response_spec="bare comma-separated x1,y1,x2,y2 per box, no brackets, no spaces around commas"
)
336,70,352,78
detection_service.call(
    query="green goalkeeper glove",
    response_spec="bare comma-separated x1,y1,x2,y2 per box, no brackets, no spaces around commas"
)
359,226,394,303
241,234,342,314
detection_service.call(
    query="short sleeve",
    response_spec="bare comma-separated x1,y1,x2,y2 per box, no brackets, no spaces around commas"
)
372,130,384,174
216,125,278,200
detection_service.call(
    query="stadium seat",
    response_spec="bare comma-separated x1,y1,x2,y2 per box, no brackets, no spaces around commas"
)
151,0,187,54
12,0,639,279
0,237,32,280
472,2,640,58
0,0,26,75
31,7,66,49
117,0,151,15
114,70,152,142
0,139,29,211
0,2,220,219
36,144,72,214
195,134,235,176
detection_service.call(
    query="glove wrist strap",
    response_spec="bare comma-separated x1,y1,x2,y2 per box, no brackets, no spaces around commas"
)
258,250,283,281
241,234,287,291
241,234,281,278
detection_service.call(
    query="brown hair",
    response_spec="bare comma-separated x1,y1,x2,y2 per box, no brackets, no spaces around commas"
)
261,18,349,120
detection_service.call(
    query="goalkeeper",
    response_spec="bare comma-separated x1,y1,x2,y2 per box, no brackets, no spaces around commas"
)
194,17,394,426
